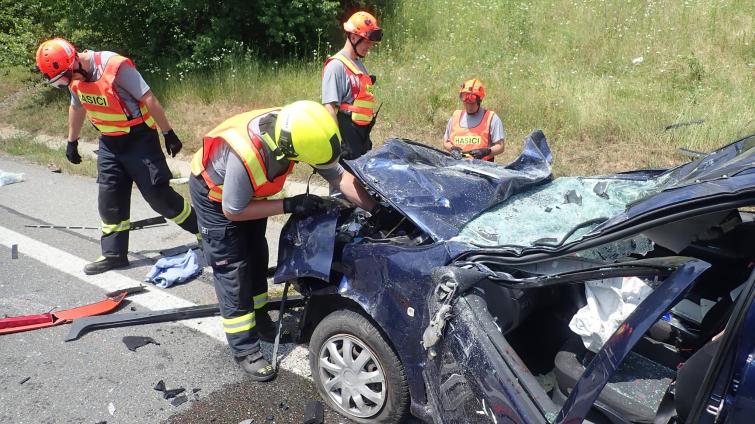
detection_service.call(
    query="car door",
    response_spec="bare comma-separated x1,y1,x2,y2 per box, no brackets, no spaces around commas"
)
421,258,711,423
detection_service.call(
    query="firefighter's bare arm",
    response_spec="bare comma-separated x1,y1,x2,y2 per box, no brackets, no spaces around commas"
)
223,199,284,222
490,140,505,156
67,105,87,141
324,102,338,122
140,90,172,132
333,171,377,211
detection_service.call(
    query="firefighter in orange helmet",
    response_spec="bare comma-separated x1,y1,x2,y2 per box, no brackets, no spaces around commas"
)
443,79,506,162
35,38,199,275
322,11,383,162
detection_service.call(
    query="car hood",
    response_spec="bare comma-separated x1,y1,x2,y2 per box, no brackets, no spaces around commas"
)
347,130,554,241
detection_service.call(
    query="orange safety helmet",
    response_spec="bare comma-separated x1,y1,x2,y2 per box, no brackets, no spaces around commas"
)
36,38,77,88
343,11,383,42
459,79,486,103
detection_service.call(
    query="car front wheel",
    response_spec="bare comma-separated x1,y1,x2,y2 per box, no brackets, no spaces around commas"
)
309,309,409,423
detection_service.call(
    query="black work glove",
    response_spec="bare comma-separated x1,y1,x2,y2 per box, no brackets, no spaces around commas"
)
469,147,491,159
450,147,463,160
163,129,182,157
283,194,330,215
66,140,82,164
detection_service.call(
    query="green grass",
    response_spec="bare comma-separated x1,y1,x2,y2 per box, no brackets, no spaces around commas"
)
2,0,753,178
0,136,99,177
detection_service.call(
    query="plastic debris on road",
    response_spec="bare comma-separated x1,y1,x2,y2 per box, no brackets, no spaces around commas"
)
0,170,24,186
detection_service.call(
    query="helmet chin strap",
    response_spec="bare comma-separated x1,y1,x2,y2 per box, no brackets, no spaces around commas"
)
348,35,366,58
73,59,92,81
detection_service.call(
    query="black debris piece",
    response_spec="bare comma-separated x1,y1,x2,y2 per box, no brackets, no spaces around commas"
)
170,395,188,407
665,119,704,131
266,415,274,421
278,400,289,411
545,207,553,213
154,380,166,392
130,306,137,311
122,336,160,352
302,401,324,424
94,421,107,424
563,189,582,205
593,181,610,199
19,376,31,385
163,388,186,399
192,388,201,393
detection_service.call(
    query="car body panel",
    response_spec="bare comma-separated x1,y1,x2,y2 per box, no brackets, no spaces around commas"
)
347,131,554,242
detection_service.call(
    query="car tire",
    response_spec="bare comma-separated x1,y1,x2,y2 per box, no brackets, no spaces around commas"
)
309,309,409,423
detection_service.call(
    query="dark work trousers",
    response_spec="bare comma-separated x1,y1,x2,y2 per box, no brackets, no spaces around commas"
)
189,175,269,357
337,112,374,162
97,124,198,257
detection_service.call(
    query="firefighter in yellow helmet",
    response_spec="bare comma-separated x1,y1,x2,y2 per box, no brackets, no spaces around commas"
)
189,100,377,380
444,79,506,161
322,11,383,162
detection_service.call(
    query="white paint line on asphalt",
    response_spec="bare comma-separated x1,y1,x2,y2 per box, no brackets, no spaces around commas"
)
0,225,311,377
0,225,225,342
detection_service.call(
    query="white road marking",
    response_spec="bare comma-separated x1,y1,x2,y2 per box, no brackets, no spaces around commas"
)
0,225,311,377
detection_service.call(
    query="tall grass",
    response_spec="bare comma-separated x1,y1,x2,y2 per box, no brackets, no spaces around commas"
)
2,0,753,176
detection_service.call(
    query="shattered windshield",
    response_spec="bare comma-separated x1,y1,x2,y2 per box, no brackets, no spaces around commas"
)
455,176,665,249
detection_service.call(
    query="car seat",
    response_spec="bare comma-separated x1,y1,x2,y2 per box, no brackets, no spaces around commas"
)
553,335,722,423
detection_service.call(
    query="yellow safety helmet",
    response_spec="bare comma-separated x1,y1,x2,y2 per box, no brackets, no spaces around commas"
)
275,101,341,166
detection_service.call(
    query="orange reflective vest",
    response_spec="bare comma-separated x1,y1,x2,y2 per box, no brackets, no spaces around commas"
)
69,53,156,136
449,109,495,161
190,108,295,202
323,52,376,126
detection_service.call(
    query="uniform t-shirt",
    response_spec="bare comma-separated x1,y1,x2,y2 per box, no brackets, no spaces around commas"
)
321,50,370,112
444,108,506,145
205,112,345,214
69,51,150,118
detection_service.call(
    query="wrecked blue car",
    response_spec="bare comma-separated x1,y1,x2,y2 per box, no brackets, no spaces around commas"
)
275,132,755,424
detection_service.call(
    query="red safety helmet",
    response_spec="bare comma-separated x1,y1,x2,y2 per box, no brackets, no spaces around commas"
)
459,79,486,103
36,38,77,89
343,11,383,42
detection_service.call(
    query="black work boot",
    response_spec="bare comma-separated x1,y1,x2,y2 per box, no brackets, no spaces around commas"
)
83,255,129,275
235,351,276,382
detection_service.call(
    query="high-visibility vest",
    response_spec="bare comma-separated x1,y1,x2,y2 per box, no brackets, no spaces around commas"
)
69,52,156,136
323,53,376,126
190,108,295,202
449,109,495,161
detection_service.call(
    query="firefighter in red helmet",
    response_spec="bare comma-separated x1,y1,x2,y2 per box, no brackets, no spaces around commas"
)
444,79,506,162
322,11,383,162
35,38,199,274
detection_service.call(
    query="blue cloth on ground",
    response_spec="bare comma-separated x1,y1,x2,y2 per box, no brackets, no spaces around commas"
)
145,249,201,288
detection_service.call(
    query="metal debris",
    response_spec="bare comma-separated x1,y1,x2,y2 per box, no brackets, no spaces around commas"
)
107,402,116,416
238,420,255,424
154,380,166,392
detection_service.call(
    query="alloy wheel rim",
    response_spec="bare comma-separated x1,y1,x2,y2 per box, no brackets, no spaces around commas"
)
318,334,387,418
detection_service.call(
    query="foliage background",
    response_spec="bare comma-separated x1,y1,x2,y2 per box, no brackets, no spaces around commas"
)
1,0,753,177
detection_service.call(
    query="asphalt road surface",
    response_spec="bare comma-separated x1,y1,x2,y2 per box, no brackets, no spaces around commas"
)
0,154,361,424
